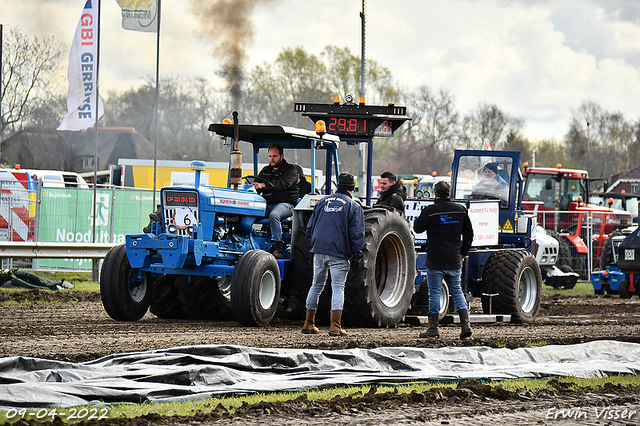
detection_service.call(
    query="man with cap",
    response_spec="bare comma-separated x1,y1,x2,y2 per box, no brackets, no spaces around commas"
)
471,162,509,202
303,172,365,336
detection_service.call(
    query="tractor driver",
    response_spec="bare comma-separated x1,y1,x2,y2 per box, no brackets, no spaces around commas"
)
470,162,509,204
252,143,299,259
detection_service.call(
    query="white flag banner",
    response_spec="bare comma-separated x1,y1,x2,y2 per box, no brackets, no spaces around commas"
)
115,0,158,32
58,0,104,132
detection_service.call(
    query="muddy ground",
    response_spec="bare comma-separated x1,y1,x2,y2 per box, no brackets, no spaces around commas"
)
1,289,640,425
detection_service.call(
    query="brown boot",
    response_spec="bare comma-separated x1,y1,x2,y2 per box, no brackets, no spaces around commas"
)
301,310,319,334
272,241,283,259
458,309,472,339
419,313,440,338
329,310,346,336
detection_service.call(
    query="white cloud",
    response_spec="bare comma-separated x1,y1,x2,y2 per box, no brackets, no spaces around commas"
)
2,0,640,141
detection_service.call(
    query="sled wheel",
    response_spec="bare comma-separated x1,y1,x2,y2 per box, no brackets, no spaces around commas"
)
482,249,542,322
100,244,151,321
416,278,449,321
231,250,281,326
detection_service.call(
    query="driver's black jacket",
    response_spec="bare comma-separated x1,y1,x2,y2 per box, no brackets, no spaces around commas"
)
257,158,299,206
413,198,474,270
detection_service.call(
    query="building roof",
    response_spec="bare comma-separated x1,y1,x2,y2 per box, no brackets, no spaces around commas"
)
1,127,158,173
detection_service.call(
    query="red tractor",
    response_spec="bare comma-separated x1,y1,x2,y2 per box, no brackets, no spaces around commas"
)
521,163,633,278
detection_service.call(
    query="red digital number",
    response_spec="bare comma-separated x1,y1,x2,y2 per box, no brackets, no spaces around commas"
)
349,119,357,132
328,117,337,131
338,118,346,131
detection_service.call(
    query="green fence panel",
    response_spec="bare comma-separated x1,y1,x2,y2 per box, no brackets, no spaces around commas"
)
36,187,158,270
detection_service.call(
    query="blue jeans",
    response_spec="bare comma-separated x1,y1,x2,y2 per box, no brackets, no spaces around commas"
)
427,268,468,315
265,202,294,242
306,254,350,311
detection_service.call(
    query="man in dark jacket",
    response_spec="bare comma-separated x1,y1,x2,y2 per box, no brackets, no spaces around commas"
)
303,173,365,336
375,171,407,214
252,143,298,258
414,180,474,339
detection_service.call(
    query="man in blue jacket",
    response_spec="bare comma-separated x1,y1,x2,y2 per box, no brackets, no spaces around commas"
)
303,173,365,336
414,180,474,339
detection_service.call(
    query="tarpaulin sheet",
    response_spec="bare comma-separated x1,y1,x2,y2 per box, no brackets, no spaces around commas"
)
1,340,640,409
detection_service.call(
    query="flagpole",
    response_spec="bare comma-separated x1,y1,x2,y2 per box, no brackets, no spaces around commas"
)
152,0,161,212
93,0,101,245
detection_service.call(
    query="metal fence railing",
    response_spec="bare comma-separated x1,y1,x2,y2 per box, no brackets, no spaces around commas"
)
534,209,632,280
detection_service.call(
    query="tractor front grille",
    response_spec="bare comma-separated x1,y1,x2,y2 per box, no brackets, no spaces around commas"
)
163,190,199,236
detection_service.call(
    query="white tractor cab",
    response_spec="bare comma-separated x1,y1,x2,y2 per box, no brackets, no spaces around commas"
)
415,174,477,199
590,192,639,224
415,175,449,198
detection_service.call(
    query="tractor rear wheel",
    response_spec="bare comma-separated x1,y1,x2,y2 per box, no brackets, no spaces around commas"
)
481,249,542,322
598,230,622,269
343,208,415,328
231,250,281,326
100,244,151,321
150,275,187,319
175,275,234,320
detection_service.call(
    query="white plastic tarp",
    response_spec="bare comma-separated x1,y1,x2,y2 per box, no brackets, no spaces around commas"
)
1,340,640,409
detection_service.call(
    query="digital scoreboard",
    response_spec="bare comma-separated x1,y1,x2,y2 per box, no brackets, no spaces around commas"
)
294,100,410,138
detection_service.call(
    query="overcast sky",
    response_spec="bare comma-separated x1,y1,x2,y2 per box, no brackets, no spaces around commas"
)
3,0,640,140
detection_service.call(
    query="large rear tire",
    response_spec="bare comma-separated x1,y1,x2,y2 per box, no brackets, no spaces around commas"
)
598,230,622,270
231,250,281,326
481,249,542,322
175,275,234,320
343,208,416,328
100,244,151,321
549,231,573,272
150,275,188,319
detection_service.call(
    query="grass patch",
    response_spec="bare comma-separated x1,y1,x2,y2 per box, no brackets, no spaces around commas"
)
1,375,638,423
543,281,594,297
525,340,548,347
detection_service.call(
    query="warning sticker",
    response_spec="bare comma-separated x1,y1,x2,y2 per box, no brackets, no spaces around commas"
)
501,218,514,233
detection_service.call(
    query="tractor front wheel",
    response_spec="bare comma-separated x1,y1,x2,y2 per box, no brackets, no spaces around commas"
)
100,244,151,321
231,250,281,326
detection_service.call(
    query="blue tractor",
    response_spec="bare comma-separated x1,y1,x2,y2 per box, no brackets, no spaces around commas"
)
100,101,417,327
406,150,543,322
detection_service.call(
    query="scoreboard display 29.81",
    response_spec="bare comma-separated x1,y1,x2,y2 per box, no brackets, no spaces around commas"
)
294,100,410,139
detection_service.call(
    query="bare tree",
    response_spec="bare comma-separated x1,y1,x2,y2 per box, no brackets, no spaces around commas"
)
566,100,635,179
1,27,66,139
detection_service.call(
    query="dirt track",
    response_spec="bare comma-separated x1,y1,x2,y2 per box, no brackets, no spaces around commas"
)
1,290,640,425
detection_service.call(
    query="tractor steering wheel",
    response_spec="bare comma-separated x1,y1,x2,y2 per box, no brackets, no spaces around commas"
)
243,175,267,184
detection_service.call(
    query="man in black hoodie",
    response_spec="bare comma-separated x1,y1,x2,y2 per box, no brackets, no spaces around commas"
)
414,180,474,339
375,171,406,214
